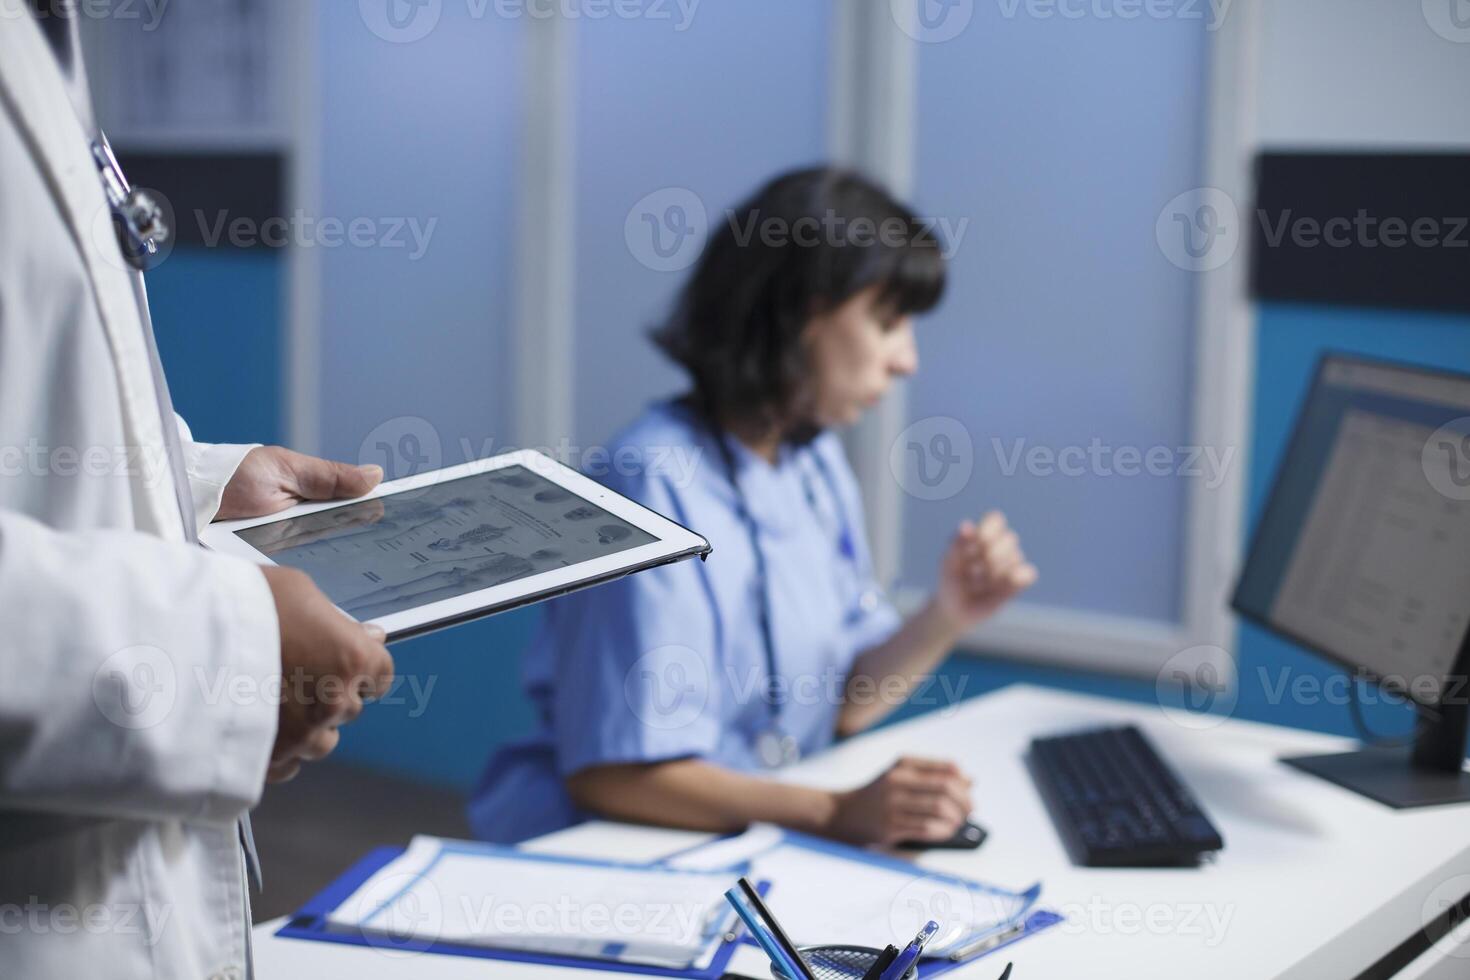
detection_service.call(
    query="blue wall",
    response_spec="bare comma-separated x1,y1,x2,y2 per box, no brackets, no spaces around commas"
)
150,247,283,445
932,302,1470,746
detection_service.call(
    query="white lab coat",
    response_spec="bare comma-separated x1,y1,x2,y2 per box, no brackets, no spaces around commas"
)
0,9,281,980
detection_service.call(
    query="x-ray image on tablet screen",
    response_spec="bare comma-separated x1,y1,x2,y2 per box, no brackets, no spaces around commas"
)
236,465,657,620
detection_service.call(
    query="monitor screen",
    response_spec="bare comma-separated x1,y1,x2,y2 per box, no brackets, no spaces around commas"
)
1233,355,1470,704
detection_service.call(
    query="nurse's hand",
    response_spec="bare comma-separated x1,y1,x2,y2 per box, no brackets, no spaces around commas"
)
827,757,973,845
261,566,395,783
217,446,383,521
935,511,1038,631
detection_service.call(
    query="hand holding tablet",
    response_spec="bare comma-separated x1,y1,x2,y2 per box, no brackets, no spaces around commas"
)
203,450,711,641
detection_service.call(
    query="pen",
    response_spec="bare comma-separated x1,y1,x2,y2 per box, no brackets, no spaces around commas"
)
724,889,808,980
996,963,1013,980
736,877,816,980
859,944,899,980
880,920,938,980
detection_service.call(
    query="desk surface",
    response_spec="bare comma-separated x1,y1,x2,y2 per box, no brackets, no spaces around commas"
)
253,684,1470,979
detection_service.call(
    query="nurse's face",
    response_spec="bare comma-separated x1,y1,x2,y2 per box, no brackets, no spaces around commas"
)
801,286,920,428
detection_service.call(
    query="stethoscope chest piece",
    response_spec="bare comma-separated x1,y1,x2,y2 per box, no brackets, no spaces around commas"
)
92,133,171,272
755,729,801,769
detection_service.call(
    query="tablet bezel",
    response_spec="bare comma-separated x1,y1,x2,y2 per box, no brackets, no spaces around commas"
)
200,449,712,642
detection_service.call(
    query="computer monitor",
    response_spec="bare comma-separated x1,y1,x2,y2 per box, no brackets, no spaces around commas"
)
1233,353,1470,808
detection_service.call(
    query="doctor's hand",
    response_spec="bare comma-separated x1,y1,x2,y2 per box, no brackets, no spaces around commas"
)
827,757,973,846
217,446,383,521
934,511,1038,632
261,566,395,783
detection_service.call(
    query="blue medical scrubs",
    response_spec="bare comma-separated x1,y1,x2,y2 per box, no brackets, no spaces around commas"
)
468,399,900,843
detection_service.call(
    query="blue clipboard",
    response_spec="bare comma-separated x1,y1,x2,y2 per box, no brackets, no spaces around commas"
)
274,845,752,979
658,830,1063,976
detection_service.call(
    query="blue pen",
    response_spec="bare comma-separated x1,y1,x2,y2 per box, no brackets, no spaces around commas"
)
724,888,808,980
880,920,940,980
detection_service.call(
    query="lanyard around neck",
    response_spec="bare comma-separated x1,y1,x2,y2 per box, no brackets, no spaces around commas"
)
708,425,858,728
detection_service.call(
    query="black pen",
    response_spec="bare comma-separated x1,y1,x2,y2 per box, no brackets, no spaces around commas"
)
736,877,816,980
860,944,899,980
996,962,1013,980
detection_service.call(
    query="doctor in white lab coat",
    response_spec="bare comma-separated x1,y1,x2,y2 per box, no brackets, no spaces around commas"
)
0,4,396,978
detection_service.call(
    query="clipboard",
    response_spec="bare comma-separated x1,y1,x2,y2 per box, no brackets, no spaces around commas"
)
659,830,1063,975
275,845,752,979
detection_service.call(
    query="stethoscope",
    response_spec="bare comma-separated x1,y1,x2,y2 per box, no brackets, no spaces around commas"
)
707,417,876,769
92,131,171,273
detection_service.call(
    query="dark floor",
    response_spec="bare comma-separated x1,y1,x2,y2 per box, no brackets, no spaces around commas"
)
247,762,470,921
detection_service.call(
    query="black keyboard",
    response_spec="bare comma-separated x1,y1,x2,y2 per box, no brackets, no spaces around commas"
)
1028,725,1224,867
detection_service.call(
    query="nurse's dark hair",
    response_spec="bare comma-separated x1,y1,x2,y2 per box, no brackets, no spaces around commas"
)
651,166,947,435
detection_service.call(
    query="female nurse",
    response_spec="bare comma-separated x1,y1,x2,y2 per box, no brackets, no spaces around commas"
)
470,167,1036,847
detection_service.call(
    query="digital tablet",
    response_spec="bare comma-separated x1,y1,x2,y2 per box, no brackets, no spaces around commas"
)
201,450,711,641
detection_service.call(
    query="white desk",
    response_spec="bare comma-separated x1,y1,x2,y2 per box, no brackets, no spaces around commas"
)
253,684,1470,979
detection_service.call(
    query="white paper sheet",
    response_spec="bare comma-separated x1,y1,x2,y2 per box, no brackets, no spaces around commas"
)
664,826,1038,958
327,836,736,969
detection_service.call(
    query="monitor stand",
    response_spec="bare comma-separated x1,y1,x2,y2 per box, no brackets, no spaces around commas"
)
1281,691,1470,809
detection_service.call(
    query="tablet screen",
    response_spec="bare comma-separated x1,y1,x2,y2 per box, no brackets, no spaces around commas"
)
236,465,657,620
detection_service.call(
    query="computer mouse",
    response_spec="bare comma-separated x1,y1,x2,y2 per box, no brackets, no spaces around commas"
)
897,819,988,851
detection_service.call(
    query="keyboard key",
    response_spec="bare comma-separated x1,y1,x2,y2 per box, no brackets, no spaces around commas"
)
1029,725,1225,867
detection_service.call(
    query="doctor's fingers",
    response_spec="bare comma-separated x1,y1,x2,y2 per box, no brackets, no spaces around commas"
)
352,628,396,701
284,449,384,501
266,759,303,784
312,628,395,725
295,726,341,763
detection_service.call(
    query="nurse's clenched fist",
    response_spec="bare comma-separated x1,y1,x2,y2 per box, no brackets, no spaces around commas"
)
826,756,974,846
260,566,395,783
934,511,1037,631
